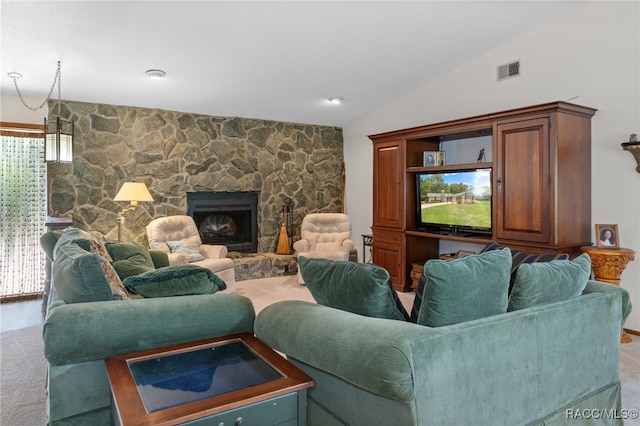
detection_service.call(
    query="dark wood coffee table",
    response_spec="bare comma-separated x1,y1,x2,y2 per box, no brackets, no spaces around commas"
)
105,333,314,425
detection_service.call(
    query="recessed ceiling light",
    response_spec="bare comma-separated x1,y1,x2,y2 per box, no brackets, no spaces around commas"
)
145,69,166,78
328,97,343,105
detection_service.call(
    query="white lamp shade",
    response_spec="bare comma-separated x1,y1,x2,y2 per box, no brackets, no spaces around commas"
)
114,182,153,202
45,133,58,162
59,133,73,162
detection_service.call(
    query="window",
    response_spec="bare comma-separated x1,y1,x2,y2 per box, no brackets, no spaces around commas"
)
0,124,47,300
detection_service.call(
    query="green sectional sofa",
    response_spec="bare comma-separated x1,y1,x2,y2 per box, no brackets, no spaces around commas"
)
255,280,629,426
42,229,256,425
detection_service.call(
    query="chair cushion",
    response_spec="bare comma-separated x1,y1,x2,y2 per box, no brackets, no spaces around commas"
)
299,257,409,321
105,242,156,279
417,248,511,327
166,240,204,262
508,253,591,311
52,242,129,303
123,265,226,298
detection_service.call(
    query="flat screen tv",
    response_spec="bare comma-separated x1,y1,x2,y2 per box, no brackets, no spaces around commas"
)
415,168,492,236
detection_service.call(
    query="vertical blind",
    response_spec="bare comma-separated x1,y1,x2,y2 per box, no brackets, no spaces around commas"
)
0,134,47,299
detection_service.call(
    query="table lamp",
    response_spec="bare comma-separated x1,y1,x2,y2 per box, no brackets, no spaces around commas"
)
114,182,153,241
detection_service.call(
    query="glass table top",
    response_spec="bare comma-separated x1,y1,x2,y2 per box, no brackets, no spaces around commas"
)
128,340,284,413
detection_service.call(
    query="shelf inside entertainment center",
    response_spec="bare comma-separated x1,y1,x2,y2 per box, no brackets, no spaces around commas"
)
405,229,492,245
407,161,492,173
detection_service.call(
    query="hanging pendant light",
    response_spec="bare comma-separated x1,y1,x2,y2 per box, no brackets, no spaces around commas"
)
44,116,74,162
8,61,74,163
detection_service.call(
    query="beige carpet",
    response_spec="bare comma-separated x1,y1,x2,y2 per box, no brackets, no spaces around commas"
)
236,274,416,314
0,276,638,425
0,323,47,426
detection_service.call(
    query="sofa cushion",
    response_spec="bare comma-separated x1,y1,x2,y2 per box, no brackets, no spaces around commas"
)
104,242,156,279
52,242,126,303
299,257,409,321
481,241,569,292
417,247,511,327
123,264,226,298
410,243,570,322
166,240,204,262
97,257,131,300
508,253,591,311
89,238,113,262
52,227,113,261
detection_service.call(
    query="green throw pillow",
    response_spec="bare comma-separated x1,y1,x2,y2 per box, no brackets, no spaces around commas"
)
299,257,409,321
105,241,156,279
508,253,591,311
123,265,226,298
52,242,125,303
417,247,512,327
53,227,89,258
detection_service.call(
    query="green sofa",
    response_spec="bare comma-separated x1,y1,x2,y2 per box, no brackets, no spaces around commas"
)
42,231,256,425
255,280,629,426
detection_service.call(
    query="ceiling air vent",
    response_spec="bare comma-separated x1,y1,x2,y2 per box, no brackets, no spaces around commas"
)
497,60,520,81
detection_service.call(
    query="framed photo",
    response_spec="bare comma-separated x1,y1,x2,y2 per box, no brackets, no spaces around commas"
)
436,150,446,166
595,224,620,249
423,151,436,167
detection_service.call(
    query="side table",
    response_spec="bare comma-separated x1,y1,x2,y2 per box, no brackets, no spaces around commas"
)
361,234,373,263
580,246,635,343
45,215,73,231
106,333,314,425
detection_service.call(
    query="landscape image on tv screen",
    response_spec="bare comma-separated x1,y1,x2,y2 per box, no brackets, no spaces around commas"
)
418,169,492,229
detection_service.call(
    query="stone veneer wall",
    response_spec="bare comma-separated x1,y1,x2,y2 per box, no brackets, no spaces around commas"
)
47,100,344,252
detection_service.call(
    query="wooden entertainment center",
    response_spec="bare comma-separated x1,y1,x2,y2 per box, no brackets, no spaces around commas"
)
369,101,597,291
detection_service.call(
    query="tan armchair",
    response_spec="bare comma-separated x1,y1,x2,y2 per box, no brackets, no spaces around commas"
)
146,215,236,292
293,213,355,284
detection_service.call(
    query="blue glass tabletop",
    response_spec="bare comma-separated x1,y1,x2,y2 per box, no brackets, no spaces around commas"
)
128,340,284,413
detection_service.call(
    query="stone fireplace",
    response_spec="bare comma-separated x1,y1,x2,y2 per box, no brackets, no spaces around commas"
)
187,192,258,253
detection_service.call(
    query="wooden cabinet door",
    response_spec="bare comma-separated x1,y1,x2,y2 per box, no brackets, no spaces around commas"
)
372,140,404,229
371,229,407,291
494,117,551,244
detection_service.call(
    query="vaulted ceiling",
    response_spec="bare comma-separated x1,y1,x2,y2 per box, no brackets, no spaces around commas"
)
1,1,583,127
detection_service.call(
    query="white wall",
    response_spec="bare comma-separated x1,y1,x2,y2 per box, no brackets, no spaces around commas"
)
0,95,49,124
343,1,640,331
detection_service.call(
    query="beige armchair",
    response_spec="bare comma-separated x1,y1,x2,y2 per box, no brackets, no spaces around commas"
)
146,215,236,292
293,213,355,284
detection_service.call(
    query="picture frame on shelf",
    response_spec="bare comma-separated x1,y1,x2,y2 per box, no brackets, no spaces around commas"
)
595,224,620,249
423,151,436,167
436,151,446,166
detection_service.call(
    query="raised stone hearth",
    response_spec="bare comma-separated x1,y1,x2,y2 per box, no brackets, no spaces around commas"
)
230,253,298,281
230,249,359,282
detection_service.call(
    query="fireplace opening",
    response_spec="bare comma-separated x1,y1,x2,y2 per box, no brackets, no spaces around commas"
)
187,192,258,253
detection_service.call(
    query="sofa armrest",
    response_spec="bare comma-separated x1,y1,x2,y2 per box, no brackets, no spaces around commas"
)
255,300,434,403
44,293,255,366
583,279,632,328
341,238,355,254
